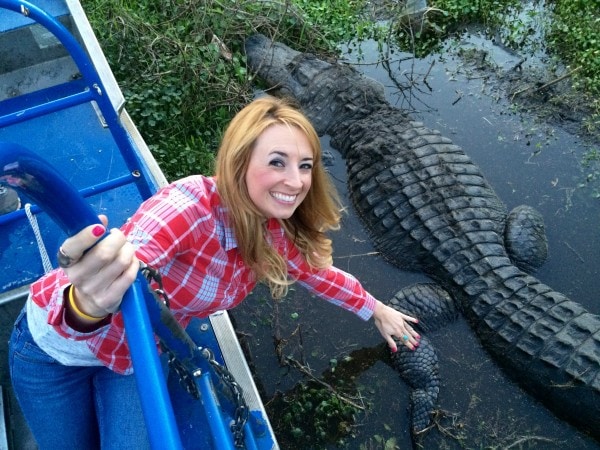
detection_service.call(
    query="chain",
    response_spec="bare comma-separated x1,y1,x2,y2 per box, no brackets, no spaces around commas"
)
139,262,249,448
140,262,169,308
200,347,249,448
141,262,200,396
164,344,202,399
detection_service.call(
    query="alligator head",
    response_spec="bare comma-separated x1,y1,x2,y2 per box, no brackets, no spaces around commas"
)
245,33,387,137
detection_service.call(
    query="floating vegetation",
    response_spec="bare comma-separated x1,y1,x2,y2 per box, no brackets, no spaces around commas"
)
579,147,600,199
267,380,363,448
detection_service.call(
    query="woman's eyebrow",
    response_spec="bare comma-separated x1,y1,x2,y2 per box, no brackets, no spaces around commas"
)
269,150,313,161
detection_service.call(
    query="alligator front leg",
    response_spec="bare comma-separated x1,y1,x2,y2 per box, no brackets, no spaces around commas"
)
388,283,459,439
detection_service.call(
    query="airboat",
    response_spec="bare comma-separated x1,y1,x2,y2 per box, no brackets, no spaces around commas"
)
0,1,277,448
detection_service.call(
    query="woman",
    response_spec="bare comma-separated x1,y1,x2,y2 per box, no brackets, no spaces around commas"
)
9,96,420,449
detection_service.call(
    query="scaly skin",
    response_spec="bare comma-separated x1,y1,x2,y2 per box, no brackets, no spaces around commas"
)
245,34,600,440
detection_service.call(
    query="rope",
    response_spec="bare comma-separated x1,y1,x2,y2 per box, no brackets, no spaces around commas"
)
25,203,53,274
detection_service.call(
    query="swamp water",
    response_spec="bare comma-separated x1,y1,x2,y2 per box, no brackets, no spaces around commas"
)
232,31,600,450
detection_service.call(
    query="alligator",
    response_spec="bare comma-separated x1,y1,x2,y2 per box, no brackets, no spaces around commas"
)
244,34,600,441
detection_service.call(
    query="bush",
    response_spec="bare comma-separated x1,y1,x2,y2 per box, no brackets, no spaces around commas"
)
547,0,600,95
85,0,368,180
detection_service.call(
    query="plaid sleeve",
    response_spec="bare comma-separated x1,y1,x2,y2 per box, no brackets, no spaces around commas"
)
284,237,376,321
123,176,215,268
30,269,111,339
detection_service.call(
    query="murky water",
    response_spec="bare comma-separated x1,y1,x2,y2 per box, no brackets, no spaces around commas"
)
231,35,600,449
1,24,596,450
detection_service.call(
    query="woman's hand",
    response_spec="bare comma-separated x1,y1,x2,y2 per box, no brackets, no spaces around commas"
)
372,300,420,352
59,216,139,319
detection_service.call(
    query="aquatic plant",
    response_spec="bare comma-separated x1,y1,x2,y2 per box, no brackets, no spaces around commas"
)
579,147,600,199
268,380,361,447
389,0,524,57
547,0,600,95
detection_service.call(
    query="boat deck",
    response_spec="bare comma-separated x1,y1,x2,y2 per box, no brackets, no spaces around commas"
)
0,5,137,447
0,1,276,448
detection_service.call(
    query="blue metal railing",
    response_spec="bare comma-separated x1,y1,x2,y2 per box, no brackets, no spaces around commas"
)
0,142,183,450
0,0,154,200
0,1,271,448
0,173,138,226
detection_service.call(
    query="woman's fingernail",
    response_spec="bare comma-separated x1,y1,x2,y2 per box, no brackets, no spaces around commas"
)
92,225,105,237
392,346,397,353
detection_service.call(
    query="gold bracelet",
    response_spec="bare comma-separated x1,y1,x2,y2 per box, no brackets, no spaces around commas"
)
68,285,108,321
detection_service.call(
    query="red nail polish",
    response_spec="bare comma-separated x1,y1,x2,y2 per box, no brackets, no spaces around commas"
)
392,347,397,353
92,225,105,237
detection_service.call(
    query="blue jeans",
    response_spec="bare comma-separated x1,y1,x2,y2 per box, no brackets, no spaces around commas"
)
8,309,151,450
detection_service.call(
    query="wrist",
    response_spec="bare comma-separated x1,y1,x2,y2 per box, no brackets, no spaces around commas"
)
372,300,384,317
64,285,110,331
69,285,107,321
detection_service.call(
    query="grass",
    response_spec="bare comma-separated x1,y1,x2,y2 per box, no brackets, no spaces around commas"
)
84,0,371,180
84,0,598,181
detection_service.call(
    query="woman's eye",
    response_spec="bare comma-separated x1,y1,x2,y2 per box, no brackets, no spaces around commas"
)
300,162,313,170
269,159,284,167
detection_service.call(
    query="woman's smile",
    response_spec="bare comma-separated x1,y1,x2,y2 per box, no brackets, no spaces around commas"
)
271,191,297,203
246,124,313,219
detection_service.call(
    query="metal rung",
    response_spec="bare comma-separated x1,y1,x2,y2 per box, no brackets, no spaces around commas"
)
0,79,93,128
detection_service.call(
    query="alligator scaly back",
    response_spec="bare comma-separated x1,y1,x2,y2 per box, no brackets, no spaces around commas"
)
245,34,600,440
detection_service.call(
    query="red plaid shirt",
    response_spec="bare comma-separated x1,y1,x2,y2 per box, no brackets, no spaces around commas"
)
30,176,376,374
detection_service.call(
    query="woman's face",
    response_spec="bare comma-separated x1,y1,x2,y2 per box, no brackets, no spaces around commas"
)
245,124,313,219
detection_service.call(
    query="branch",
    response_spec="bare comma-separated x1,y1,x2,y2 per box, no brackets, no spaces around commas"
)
511,66,582,100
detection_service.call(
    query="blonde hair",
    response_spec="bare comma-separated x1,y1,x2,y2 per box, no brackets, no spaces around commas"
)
215,96,342,298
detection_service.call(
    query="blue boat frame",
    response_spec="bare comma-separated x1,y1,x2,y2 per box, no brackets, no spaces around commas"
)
0,1,275,448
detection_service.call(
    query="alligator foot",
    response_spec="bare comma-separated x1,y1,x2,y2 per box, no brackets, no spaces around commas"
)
393,335,439,439
388,283,458,440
